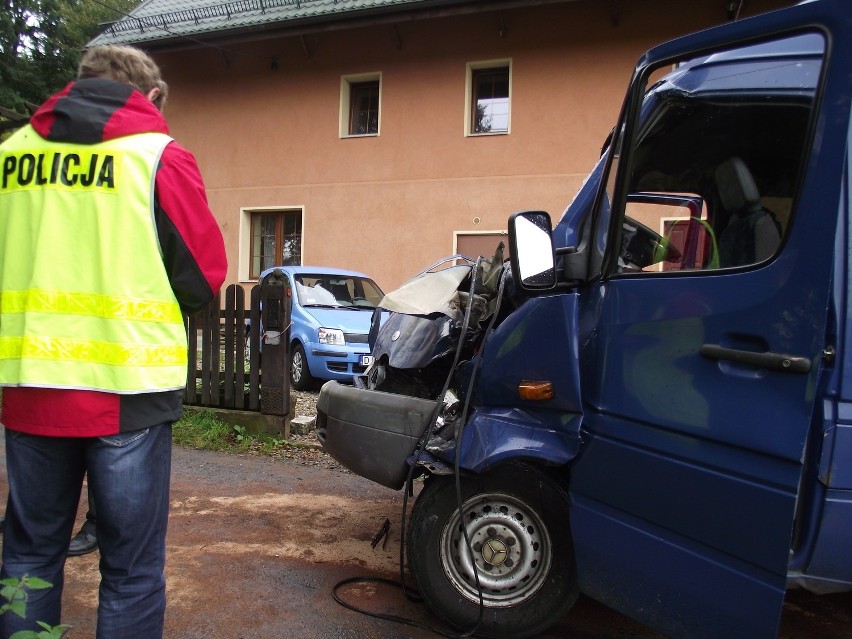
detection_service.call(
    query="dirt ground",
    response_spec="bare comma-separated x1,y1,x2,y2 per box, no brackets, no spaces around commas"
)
0,392,850,638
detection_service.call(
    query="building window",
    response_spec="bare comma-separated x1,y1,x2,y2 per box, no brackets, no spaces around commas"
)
350,81,379,135
249,210,302,279
340,73,381,137
468,62,511,135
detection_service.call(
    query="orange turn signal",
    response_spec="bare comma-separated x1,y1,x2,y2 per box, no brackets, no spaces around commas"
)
518,381,554,401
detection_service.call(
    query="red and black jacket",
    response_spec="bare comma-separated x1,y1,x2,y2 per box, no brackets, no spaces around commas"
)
1,78,227,436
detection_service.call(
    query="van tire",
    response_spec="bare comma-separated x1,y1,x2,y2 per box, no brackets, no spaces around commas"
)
408,463,578,638
290,343,315,391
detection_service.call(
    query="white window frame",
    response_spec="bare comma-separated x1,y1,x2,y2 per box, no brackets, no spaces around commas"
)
340,72,382,138
465,59,512,137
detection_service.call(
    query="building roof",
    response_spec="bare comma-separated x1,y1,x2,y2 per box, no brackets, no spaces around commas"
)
89,0,563,49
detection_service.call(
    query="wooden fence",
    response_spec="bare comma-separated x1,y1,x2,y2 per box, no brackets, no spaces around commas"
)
184,284,264,411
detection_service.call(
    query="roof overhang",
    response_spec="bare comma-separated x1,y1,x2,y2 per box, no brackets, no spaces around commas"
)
90,0,577,52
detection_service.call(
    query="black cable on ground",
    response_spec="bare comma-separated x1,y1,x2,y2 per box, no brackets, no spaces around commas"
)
330,258,510,638
332,576,461,639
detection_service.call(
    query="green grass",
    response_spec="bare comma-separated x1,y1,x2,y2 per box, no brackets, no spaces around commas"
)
173,409,290,456
173,409,239,451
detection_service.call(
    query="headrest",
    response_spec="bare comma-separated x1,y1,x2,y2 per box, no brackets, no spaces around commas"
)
330,283,350,298
715,157,761,215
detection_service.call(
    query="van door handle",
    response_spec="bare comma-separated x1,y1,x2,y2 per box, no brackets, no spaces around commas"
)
699,344,811,374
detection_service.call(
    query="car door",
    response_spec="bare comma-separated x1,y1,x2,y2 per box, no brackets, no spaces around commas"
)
567,3,851,638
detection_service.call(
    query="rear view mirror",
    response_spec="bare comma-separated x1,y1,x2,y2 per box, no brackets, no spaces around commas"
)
509,211,556,290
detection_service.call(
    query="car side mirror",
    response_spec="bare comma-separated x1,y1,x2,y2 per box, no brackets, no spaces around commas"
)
508,211,556,290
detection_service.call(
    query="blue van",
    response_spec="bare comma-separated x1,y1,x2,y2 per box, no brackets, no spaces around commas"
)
317,1,852,637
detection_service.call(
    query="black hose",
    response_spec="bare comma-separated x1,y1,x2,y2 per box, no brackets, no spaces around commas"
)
331,259,511,639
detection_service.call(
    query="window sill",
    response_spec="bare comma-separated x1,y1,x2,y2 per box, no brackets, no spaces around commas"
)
467,130,509,137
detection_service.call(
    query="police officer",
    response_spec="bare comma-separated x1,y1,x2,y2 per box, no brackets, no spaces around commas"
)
0,45,227,638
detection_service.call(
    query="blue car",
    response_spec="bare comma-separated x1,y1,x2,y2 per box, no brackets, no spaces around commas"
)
259,266,384,390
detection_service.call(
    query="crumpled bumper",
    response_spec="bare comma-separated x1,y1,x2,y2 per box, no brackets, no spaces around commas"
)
315,380,438,489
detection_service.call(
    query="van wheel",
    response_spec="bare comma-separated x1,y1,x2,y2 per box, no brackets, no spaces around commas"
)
408,463,578,639
290,343,315,391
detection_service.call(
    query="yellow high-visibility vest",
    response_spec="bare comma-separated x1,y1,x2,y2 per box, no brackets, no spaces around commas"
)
0,126,188,393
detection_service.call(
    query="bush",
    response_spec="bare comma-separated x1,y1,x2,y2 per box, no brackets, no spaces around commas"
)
173,410,236,451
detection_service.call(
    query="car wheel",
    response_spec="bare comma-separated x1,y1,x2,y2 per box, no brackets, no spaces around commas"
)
290,343,316,391
408,463,578,639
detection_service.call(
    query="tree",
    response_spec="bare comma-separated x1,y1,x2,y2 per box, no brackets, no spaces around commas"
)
0,0,137,113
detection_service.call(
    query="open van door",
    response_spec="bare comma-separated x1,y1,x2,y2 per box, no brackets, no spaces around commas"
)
567,2,852,637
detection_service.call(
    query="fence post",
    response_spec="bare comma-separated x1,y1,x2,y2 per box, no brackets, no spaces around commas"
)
222,284,246,409
200,292,221,406
248,285,261,410
184,313,197,405
259,269,291,436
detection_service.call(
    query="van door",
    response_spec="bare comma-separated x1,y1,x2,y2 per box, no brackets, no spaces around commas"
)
567,4,851,638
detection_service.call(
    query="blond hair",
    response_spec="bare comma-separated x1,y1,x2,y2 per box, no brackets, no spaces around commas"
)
78,45,169,110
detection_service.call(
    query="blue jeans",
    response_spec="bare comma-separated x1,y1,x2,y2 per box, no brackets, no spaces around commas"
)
1,424,172,639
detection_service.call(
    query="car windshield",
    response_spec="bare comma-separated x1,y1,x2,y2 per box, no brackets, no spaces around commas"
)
294,274,384,309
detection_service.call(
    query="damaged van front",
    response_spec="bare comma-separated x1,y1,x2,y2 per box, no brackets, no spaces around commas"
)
317,245,590,491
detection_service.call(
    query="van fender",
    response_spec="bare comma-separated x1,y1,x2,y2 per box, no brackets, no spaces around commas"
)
454,406,582,473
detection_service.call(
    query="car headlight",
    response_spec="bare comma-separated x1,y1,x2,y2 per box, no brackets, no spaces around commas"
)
318,328,345,345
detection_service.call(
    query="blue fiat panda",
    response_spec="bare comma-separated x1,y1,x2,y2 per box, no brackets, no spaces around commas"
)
259,265,383,390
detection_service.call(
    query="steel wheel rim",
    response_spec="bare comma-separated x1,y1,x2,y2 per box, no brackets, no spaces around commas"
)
439,492,552,607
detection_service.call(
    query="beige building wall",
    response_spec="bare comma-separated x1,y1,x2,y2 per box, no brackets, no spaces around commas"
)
152,0,793,292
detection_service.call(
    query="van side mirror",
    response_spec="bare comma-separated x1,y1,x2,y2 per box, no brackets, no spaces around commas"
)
508,211,556,290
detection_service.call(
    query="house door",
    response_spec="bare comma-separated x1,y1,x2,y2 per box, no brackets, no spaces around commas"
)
455,231,509,262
